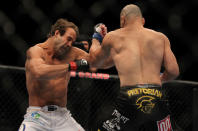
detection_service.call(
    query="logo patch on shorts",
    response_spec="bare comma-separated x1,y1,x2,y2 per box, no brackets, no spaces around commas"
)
31,112,40,119
157,115,172,131
136,96,155,114
102,109,129,131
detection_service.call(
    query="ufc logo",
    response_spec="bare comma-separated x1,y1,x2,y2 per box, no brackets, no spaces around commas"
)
157,115,172,131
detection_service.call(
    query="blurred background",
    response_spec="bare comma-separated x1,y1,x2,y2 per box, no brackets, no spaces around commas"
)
0,0,198,131
0,0,198,81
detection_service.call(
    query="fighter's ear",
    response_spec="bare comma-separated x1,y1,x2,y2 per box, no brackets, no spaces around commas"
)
54,30,60,36
120,16,126,28
142,17,145,26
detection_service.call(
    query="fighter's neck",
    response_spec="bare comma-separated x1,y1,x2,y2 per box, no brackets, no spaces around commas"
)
42,38,54,49
37,39,55,57
124,23,143,30
124,19,143,29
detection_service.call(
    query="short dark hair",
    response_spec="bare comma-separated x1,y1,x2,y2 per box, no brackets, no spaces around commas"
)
47,18,79,38
120,4,142,19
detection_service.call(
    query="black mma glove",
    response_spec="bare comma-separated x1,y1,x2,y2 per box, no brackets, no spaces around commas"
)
69,59,89,71
92,23,104,43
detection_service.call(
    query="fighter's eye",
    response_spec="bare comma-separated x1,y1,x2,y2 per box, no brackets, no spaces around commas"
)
67,37,73,42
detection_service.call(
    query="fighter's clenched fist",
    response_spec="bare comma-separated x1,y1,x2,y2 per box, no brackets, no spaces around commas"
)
92,23,107,43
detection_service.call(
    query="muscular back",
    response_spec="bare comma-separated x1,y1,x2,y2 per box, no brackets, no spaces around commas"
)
110,28,165,86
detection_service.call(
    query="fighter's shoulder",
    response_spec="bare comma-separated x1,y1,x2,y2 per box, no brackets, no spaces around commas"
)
145,28,168,39
104,29,120,39
109,28,121,35
26,44,43,56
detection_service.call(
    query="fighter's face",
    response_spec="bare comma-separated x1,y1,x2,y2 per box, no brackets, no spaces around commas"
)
53,28,76,54
81,41,89,51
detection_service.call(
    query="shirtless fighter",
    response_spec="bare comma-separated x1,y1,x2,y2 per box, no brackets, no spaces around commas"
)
18,18,89,131
90,4,180,131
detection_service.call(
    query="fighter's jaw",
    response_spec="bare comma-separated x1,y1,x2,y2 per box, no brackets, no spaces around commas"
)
57,45,71,55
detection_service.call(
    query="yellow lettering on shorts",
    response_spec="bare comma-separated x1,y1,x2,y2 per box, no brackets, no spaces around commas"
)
127,88,140,96
127,90,132,96
154,90,162,98
143,89,149,94
127,88,162,98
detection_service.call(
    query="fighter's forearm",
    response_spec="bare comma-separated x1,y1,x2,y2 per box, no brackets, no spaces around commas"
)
89,39,102,67
90,39,101,52
30,63,69,79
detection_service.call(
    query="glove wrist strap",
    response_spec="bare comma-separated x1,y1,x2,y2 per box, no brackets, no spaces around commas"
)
69,62,77,71
92,33,103,43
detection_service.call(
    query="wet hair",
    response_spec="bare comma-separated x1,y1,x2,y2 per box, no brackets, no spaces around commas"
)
120,4,142,19
47,18,79,38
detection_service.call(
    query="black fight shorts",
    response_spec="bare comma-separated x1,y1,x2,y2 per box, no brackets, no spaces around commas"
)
98,84,177,131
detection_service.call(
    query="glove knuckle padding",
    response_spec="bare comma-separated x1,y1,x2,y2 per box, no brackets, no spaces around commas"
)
94,23,104,33
93,23,106,43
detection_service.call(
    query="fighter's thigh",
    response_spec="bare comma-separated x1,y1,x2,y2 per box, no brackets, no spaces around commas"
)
18,121,45,131
61,116,85,131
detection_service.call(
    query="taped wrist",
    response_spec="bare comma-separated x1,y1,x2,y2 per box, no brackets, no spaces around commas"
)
92,32,103,43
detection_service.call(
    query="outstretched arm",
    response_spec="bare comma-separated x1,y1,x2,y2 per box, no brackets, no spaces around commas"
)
160,34,179,82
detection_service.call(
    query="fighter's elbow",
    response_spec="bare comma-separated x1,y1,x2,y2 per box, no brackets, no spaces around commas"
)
173,68,180,79
89,60,98,68
89,54,97,68
167,67,180,80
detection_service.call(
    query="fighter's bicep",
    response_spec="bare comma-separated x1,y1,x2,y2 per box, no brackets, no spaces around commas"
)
164,46,175,65
163,36,177,70
26,47,45,69
101,56,114,69
97,45,109,59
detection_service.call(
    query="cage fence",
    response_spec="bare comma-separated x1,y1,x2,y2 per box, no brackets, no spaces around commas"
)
0,65,197,131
